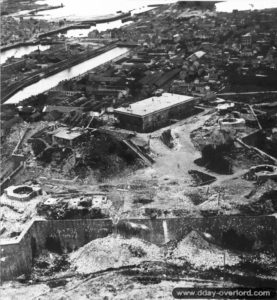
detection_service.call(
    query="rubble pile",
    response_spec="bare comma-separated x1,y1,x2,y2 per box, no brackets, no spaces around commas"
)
1,1,277,296
195,143,233,175
70,231,241,276
190,124,235,174
36,196,110,220
168,230,240,269
1,121,26,161
229,147,273,169
32,251,70,279
190,119,234,150
74,133,145,180
70,235,163,274
25,126,146,182
240,180,277,215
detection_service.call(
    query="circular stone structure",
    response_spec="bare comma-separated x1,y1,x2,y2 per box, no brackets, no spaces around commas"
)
219,117,245,131
5,185,42,201
244,165,277,182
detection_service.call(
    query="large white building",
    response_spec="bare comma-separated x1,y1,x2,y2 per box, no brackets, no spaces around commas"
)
114,93,196,132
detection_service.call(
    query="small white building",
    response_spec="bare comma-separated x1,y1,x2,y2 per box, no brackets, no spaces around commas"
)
52,127,85,147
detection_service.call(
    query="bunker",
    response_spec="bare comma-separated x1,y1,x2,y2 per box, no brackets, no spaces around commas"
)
114,93,196,132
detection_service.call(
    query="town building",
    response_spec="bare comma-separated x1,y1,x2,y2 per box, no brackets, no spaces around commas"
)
241,33,252,46
114,93,196,132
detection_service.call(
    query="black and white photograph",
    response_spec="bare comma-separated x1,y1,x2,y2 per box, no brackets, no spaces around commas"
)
0,0,277,299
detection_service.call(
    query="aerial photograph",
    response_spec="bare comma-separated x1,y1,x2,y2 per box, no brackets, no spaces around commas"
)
0,0,276,299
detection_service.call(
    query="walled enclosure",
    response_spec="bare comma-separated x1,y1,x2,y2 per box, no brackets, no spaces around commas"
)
1,216,276,281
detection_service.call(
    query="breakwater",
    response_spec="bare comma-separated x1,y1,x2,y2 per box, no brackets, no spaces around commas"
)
37,24,93,38
28,4,64,16
82,12,131,25
37,12,131,38
0,216,276,281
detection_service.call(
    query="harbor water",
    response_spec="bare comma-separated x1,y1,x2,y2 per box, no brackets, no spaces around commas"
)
5,47,129,104
2,0,277,104
1,45,50,64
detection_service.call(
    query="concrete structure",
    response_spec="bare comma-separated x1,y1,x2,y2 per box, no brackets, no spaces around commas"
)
91,193,108,207
114,93,196,132
244,165,277,182
1,216,276,281
66,194,109,208
219,117,246,131
52,127,86,147
216,102,235,112
4,185,42,201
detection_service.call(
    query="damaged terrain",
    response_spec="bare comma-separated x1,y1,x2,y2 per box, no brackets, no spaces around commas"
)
1,229,276,299
1,1,277,299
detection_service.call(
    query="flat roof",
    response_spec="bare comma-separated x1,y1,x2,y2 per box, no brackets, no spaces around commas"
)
53,127,83,140
114,93,194,117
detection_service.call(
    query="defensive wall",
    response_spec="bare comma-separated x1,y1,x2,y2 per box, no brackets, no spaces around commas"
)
1,216,276,282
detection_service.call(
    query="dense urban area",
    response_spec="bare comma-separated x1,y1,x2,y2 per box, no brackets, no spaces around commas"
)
0,0,277,299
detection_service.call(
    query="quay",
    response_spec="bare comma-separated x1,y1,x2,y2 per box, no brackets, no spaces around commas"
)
1,12,131,52
2,44,132,104
1,42,121,104
1,41,39,52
